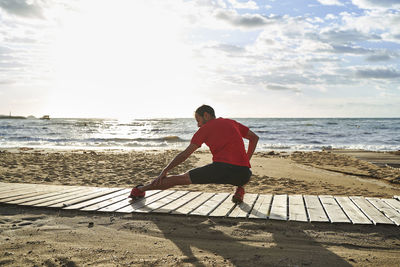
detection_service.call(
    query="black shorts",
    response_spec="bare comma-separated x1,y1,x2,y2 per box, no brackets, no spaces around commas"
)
189,162,252,187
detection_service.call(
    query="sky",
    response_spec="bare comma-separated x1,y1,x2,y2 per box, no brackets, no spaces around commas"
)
0,0,399,118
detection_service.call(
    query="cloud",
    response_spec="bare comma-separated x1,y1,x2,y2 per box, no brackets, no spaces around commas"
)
319,28,381,44
355,66,400,79
4,36,37,44
0,45,13,54
266,84,301,93
351,0,400,10
206,43,246,54
365,53,394,62
214,9,278,29
330,44,372,54
0,0,44,19
316,0,344,6
325,14,338,20
0,80,16,85
228,0,259,10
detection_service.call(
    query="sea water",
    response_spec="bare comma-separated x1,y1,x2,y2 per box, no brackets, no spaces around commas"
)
0,118,399,151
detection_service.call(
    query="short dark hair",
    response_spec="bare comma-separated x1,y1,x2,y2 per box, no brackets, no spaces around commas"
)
195,105,215,118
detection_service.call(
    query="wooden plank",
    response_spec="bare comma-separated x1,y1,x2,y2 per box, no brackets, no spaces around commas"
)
288,195,308,222
0,182,34,188
269,194,288,221
249,194,273,219
0,183,36,193
228,193,258,218
384,198,400,213
117,190,173,213
0,184,65,200
190,193,230,216
304,195,329,222
0,183,60,192
93,191,159,213
319,195,350,224
81,189,136,211
0,188,58,202
63,189,130,210
2,187,84,204
350,196,394,225
335,196,371,224
153,191,203,214
190,192,228,217
366,198,400,226
49,188,122,208
98,190,165,213
129,191,189,213
0,182,42,189
208,194,235,217
172,192,215,215
34,188,105,207
16,187,96,206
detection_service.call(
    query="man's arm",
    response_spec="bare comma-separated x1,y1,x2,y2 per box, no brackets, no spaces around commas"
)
245,129,259,160
159,143,199,178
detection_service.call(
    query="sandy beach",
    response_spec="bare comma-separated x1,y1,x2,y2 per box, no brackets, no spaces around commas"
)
1,148,400,266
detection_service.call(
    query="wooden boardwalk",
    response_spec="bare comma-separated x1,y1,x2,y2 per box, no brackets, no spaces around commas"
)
1,182,400,226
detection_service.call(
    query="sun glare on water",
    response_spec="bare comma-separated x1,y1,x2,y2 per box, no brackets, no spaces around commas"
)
50,1,196,118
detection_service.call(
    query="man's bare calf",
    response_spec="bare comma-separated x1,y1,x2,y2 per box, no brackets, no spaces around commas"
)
138,172,192,191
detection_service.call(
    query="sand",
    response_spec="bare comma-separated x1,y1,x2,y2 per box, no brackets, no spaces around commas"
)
1,148,400,266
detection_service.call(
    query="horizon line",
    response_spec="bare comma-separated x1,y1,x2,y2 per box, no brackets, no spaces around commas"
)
1,114,400,120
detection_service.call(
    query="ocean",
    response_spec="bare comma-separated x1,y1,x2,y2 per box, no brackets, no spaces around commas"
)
0,118,399,151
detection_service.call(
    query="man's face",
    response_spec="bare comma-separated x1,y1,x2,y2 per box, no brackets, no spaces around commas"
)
195,113,206,128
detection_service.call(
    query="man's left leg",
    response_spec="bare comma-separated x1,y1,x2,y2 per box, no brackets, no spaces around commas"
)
142,172,192,191
129,172,191,198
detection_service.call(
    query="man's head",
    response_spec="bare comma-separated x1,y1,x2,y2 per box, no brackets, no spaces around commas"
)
195,105,216,127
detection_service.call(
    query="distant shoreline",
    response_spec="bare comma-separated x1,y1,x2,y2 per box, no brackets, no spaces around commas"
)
0,115,26,119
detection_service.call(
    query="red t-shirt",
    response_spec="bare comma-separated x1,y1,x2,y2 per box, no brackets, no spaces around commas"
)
191,118,250,168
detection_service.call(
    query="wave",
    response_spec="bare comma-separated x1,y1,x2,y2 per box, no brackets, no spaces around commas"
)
132,136,186,142
258,143,400,151
306,132,328,135
5,135,187,144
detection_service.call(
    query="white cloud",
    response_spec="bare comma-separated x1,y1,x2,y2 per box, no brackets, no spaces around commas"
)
325,14,337,20
228,0,259,10
214,9,279,29
351,0,400,10
319,28,381,44
355,66,400,79
265,84,301,93
335,10,400,44
366,52,397,62
205,43,246,54
0,0,44,19
316,0,344,6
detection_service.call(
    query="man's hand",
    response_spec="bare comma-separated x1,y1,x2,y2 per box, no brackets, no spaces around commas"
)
245,129,259,160
152,169,168,186
151,143,198,187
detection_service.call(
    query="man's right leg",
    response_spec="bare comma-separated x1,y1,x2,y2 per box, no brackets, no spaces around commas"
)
230,167,252,204
232,186,245,204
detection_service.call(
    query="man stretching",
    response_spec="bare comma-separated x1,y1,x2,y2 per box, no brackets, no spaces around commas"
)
129,105,259,203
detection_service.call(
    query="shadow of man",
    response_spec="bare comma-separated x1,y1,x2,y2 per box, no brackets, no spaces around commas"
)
144,214,352,267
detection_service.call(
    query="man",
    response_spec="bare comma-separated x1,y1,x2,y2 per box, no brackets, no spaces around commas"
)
129,105,259,203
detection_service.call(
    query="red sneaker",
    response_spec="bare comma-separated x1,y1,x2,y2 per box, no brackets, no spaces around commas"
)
129,185,145,199
232,186,244,204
